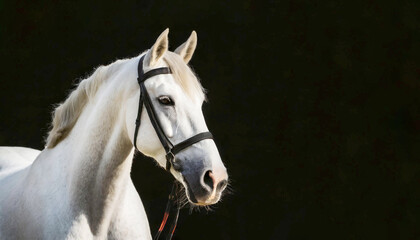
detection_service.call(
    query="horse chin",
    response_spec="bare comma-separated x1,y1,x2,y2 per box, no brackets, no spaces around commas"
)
183,185,221,206
193,196,221,206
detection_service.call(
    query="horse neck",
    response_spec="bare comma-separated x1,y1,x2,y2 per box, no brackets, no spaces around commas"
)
56,79,135,235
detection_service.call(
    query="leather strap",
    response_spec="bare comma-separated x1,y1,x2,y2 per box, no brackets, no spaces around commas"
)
140,82,173,153
139,67,172,82
133,91,143,150
137,56,172,82
153,181,180,240
171,132,213,155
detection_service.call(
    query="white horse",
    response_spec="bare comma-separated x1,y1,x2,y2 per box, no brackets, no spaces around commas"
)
0,29,228,240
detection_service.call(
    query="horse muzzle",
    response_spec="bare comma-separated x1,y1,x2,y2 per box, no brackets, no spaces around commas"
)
181,165,228,205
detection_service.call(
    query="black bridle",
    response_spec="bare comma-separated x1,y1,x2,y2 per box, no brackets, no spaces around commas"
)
133,55,213,239
133,55,213,171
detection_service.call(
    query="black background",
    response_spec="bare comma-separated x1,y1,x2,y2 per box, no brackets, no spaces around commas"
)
1,1,419,239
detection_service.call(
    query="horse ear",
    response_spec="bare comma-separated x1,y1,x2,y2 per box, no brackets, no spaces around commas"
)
145,28,169,67
174,31,197,64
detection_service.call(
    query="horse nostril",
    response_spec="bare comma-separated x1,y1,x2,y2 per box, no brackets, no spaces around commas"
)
217,179,228,191
203,170,214,190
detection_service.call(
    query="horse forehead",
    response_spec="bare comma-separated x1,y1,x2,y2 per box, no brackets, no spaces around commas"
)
153,75,178,88
149,76,204,104
147,76,181,95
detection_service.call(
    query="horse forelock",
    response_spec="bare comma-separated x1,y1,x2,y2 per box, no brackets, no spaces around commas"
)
163,52,206,102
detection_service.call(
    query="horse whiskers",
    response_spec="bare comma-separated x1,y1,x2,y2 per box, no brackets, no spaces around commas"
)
223,180,234,196
176,193,189,209
174,187,214,213
174,182,189,208
187,204,215,214
174,179,232,213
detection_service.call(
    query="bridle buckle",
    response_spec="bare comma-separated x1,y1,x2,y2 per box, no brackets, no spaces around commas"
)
165,150,175,162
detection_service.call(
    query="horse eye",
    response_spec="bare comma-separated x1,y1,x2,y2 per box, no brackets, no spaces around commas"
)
158,96,174,106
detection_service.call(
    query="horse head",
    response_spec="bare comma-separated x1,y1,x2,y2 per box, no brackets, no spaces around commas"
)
127,29,228,206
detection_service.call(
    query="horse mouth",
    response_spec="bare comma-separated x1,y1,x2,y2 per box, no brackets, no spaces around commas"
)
181,176,222,206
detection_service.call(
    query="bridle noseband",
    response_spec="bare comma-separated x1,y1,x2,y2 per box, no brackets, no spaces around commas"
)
133,54,213,239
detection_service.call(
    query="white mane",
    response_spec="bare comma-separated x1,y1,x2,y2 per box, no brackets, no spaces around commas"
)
45,59,128,148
